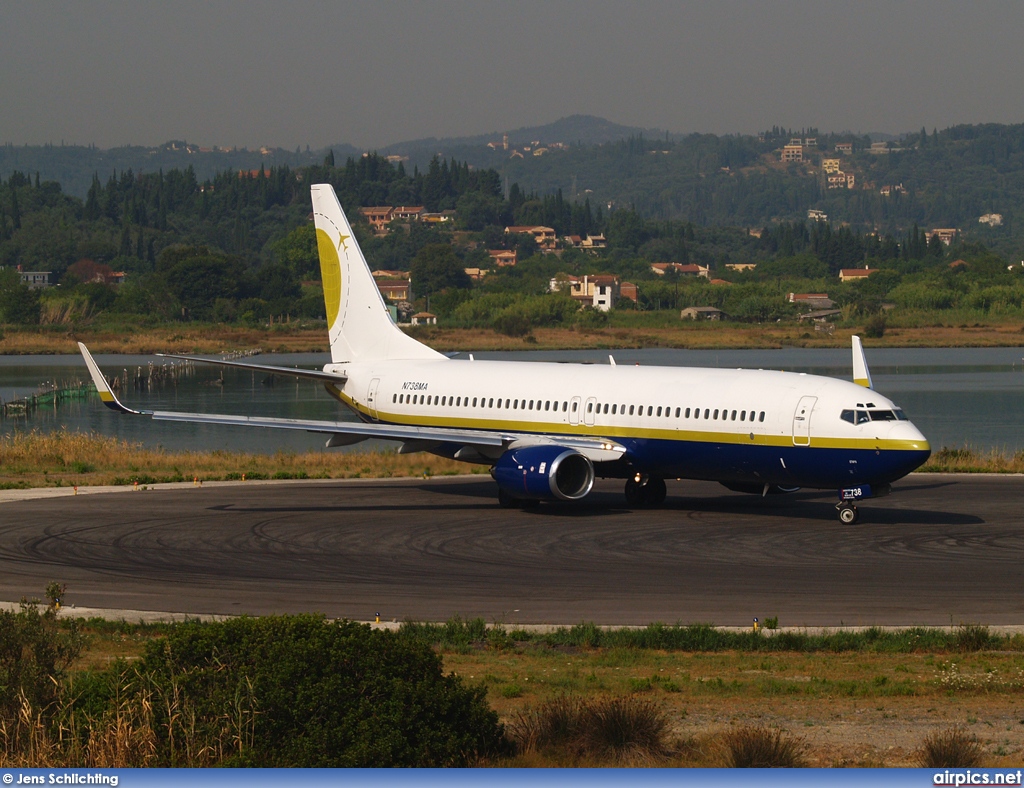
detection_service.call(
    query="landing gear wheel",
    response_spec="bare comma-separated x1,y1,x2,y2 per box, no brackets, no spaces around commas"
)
497,488,517,508
625,476,667,507
624,478,644,506
645,476,667,506
837,504,859,524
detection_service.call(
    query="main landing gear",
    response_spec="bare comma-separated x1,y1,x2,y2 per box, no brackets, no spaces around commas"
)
836,502,859,524
624,474,666,507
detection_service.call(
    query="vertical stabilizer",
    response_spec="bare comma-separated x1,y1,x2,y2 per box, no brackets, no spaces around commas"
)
852,335,873,389
311,184,444,363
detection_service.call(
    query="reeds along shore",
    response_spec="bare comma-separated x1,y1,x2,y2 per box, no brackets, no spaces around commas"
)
0,432,1020,489
2,316,1024,356
0,431,484,489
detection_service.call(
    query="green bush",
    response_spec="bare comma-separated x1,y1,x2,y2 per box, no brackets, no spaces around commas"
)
134,615,507,766
0,599,84,723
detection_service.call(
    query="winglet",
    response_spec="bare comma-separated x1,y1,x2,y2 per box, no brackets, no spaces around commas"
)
78,342,148,415
851,335,873,389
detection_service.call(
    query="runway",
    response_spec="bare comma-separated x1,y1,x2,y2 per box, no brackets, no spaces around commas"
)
0,474,1021,626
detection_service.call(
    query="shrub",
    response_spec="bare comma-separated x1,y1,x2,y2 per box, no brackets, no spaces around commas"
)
133,615,507,766
863,314,887,338
508,695,672,764
918,727,984,768
954,624,993,653
720,725,807,768
0,599,84,724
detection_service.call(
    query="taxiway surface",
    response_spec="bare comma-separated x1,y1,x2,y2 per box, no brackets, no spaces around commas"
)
0,475,1020,625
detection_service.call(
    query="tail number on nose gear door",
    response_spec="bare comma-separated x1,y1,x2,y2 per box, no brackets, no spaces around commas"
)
841,485,871,501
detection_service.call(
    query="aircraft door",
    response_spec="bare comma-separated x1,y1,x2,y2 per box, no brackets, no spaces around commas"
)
792,395,816,446
569,396,582,426
367,378,381,422
584,396,597,427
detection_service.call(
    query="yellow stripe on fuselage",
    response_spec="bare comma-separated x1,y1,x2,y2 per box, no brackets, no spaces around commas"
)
328,387,927,454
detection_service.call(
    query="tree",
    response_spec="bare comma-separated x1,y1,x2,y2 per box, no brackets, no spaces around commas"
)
157,245,246,320
410,244,470,298
0,269,40,324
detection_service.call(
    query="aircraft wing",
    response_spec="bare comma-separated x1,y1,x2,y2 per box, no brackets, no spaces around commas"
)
155,352,345,384
79,343,625,462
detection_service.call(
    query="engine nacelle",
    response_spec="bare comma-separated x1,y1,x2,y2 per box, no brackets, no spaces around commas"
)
492,445,595,501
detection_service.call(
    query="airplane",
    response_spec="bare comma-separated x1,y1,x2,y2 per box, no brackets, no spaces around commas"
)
79,183,931,523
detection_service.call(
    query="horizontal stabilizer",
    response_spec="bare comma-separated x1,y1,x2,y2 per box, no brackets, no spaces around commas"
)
156,353,346,383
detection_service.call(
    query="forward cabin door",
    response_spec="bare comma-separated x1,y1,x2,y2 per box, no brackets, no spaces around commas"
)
792,395,816,446
367,378,381,422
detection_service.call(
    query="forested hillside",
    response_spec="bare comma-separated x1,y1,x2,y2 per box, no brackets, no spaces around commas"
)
1,135,1023,336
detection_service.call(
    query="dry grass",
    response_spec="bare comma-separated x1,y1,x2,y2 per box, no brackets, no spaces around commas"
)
718,725,808,768
918,727,985,768
0,430,484,489
447,645,1024,766
4,319,1024,356
507,695,674,765
2,430,1023,491
921,446,1024,474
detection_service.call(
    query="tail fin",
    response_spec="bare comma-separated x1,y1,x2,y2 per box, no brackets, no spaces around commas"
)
311,184,444,363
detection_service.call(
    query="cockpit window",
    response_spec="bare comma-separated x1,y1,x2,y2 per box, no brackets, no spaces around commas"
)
869,410,897,422
841,409,871,425
893,409,909,421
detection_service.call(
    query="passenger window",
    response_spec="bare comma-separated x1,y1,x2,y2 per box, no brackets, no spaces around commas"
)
629,405,635,415
512,399,518,409
713,409,719,420
612,404,617,415
731,410,737,420
545,401,550,411
587,402,593,413
675,407,680,417
602,403,608,414
657,406,662,417
562,402,567,412
647,406,653,416
704,409,710,419
685,408,690,418
758,411,765,422
740,411,745,421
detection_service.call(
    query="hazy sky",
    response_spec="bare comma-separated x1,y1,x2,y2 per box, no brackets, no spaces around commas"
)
2,1,1022,150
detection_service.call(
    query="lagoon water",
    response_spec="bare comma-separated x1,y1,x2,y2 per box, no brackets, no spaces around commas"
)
2,346,1023,455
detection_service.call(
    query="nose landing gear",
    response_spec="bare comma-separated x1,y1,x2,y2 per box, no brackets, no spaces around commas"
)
836,502,859,524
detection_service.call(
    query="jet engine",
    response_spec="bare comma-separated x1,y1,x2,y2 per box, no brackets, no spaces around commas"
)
492,445,595,502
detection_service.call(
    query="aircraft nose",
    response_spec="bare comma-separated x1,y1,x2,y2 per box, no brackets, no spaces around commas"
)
889,421,930,453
